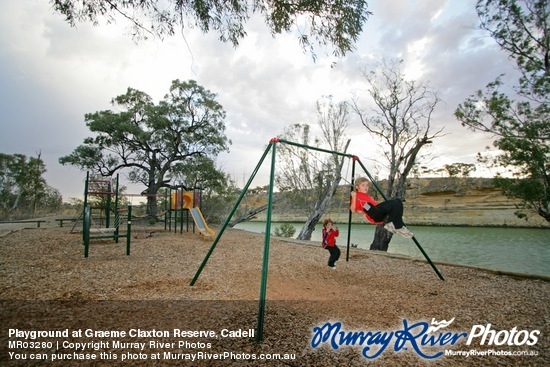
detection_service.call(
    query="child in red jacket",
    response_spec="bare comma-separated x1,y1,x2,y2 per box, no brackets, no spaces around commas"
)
322,218,340,270
350,177,414,238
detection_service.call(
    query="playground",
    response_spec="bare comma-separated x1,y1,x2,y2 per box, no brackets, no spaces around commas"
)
0,140,548,365
1,223,549,366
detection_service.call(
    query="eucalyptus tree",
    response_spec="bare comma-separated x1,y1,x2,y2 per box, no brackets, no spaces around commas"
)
276,97,350,240
455,0,549,222
351,59,444,251
0,153,61,216
51,0,372,59
59,79,231,216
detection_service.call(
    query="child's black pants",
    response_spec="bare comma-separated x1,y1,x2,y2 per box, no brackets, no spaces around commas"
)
327,245,341,267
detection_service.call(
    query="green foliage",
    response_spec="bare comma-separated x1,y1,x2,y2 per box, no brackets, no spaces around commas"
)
476,0,549,98
200,173,240,224
59,79,231,216
455,0,549,222
412,163,477,178
444,163,477,177
0,153,62,217
273,223,296,238
50,0,372,59
169,155,227,194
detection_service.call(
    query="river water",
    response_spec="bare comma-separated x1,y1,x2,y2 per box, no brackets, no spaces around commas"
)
233,222,549,278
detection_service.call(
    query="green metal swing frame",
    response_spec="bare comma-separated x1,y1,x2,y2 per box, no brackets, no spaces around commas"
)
190,138,445,342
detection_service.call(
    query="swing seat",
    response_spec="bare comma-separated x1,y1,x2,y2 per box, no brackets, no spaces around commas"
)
89,227,117,234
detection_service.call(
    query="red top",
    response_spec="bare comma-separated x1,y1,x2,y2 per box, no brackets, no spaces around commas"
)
321,228,339,248
354,192,383,224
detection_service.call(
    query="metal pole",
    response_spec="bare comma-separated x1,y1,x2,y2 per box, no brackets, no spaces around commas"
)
256,139,278,342
84,206,91,258
180,188,184,235
346,158,357,262
355,158,445,281
106,176,112,229
277,138,355,159
278,138,356,261
114,174,119,243
126,205,132,256
164,189,168,231
355,158,389,201
168,187,173,232
190,142,274,286
83,171,90,244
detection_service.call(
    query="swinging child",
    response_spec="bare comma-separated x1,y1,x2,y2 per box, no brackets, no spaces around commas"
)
322,218,340,270
350,177,414,238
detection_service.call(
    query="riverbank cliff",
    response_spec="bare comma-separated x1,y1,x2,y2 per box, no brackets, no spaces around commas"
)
248,178,548,228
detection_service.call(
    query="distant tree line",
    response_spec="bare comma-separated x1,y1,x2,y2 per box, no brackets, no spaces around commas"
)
413,163,477,178
0,153,62,219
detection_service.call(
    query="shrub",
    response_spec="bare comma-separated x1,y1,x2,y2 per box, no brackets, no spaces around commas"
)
273,223,296,238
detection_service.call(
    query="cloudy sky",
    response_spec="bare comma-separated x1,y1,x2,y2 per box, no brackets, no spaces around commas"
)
0,0,519,200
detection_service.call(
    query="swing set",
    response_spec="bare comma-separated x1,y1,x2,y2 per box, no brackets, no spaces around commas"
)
190,138,445,342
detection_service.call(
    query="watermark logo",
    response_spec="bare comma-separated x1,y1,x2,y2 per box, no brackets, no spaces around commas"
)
466,324,539,346
310,319,540,360
427,317,455,333
311,319,466,359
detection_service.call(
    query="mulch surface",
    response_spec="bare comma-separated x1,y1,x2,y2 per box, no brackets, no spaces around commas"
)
0,224,548,366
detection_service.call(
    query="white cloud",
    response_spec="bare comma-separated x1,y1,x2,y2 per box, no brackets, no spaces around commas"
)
0,0,520,199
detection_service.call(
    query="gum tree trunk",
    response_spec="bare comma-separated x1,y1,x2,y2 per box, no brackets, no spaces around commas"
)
370,224,391,251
